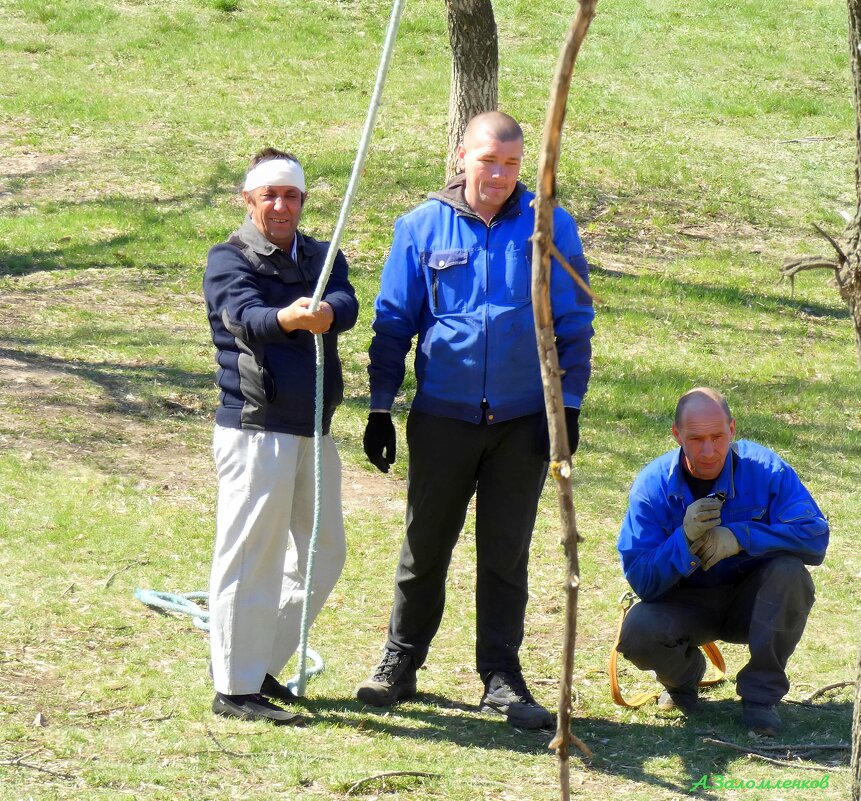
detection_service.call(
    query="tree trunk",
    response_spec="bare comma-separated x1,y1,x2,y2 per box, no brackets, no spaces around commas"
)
844,0,861,367
444,0,498,180
852,644,861,800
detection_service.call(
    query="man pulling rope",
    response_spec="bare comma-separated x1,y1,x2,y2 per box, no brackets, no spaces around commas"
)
202,150,359,725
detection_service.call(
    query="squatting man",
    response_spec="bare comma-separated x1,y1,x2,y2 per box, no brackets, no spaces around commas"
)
616,387,829,736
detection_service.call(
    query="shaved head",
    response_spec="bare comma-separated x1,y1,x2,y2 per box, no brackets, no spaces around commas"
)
674,387,733,428
463,111,523,147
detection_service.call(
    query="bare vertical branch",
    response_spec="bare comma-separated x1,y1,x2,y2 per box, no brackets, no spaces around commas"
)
530,1,598,799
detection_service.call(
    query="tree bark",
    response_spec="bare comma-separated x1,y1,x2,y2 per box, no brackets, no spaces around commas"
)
444,0,498,180
843,0,861,367
852,644,860,800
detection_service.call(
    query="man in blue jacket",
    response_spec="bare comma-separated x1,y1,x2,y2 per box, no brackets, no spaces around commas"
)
616,387,828,736
356,112,595,729
203,148,358,724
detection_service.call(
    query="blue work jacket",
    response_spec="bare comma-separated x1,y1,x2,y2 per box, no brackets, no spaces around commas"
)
617,440,829,602
368,178,594,423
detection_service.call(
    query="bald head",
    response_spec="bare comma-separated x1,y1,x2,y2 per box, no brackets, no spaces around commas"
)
457,111,524,223
672,388,736,480
674,387,733,428
463,111,523,148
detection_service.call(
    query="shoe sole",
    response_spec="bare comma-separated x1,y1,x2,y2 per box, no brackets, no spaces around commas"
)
355,681,417,707
212,701,304,726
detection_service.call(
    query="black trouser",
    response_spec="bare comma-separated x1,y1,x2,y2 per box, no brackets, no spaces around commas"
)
617,555,815,705
385,409,548,674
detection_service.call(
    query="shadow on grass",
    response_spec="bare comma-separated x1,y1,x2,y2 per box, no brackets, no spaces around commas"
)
579,698,851,797
0,161,238,277
0,344,211,418
301,694,851,796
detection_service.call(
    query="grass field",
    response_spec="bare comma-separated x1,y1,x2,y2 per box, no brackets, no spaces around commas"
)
0,0,859,799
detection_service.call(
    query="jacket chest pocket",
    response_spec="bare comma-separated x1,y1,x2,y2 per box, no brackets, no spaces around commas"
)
424,249,472,314
502,243,531,304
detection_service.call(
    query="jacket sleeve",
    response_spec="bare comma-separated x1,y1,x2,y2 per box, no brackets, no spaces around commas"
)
617,475,700,601
368,218,426,410
321,248,359,334
204,244,288,343
726,464,829,565
549,211,595,409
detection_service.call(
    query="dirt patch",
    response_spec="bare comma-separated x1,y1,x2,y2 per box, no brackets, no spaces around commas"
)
0,340,402,514
341,464,404,516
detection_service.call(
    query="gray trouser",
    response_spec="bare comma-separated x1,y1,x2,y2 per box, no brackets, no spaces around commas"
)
617,555,815,704
209,426,346,695
385,409,548,674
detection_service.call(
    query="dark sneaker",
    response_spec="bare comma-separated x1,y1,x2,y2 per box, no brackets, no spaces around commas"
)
212,693,304,725
742,701,781,737
480,671,555,730
260,674,296,704
355,649,417,706
657,686,700,714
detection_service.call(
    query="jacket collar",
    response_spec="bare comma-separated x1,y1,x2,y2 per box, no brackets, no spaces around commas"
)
237,215,299,260
428,175,527,223
666,442,738,501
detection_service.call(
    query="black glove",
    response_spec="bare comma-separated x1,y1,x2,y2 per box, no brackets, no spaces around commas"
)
542,407,581,459
565,407,581,455
363,412,396,473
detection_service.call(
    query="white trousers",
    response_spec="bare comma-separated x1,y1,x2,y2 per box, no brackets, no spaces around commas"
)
209,425,346,695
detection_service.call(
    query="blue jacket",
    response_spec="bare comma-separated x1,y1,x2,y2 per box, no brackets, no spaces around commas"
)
368,178,594,423
203,217,359,436
618,440,829,601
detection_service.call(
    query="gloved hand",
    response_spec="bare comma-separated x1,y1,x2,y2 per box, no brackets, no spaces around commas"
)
363,412,396,473
565,407,581,455
682,496,723,543
692,526,740,570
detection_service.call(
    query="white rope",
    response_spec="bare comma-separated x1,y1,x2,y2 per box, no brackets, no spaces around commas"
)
295,0,407,697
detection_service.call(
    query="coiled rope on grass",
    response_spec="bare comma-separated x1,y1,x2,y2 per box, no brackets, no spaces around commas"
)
133,589,324,693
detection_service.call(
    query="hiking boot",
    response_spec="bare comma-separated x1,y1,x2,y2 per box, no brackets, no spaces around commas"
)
260,673,296,704
355,649,417,706
657,685,700,714
212,693,304,725
480,671,554,730
742,701,781,737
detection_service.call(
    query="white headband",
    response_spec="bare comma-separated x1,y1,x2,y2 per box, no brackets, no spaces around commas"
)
243,158,306,193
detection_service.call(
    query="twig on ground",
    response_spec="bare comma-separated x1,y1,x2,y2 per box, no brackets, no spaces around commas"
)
779,136,836,144
346,771,440,795
801,681,853,703
746,742,849,753
702,737,846,770
83,705,129,718
0,748,76,781
205,729,252,758
104,558,149,589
